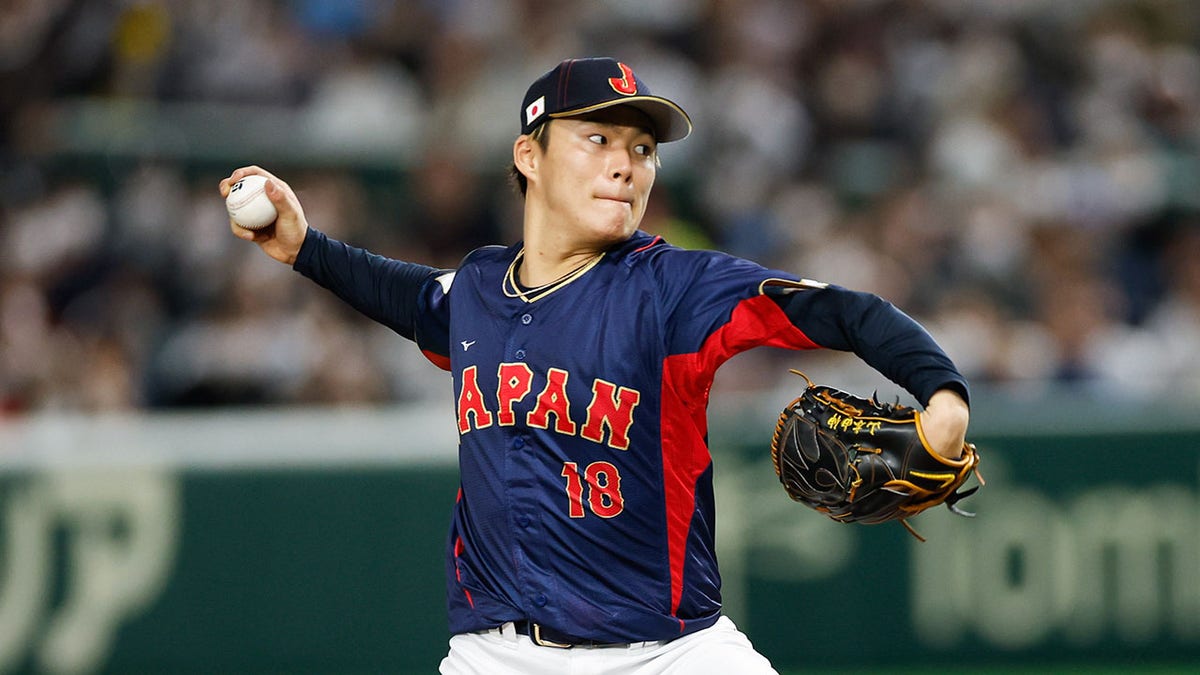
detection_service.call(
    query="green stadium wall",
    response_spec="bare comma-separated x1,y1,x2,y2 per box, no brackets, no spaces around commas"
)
2,396,1199,674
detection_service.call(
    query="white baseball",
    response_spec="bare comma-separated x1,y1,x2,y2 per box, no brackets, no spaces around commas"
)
225,175,278,230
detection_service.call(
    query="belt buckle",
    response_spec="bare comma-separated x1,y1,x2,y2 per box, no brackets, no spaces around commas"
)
531,623,574,649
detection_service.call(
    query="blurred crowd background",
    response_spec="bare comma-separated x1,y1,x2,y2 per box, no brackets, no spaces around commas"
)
2,0,1199,415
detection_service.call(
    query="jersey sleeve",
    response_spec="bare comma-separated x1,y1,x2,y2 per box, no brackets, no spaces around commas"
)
652,245,967,407
292,227,452,370
762,281,968,406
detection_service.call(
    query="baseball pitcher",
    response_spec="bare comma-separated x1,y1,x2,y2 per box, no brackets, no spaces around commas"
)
220,57,972,674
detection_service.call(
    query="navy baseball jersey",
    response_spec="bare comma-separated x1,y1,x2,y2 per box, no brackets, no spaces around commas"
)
294,228,968,643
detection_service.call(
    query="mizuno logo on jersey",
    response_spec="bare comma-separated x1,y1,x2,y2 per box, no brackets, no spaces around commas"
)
455,364,641,450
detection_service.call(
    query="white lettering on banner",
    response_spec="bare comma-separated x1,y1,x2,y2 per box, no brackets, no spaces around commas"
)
0,470,179,675
911,455,1200,650
714,451,1200,650
0,481,50,671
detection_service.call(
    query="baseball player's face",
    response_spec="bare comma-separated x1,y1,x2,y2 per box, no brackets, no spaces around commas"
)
530,108,657,248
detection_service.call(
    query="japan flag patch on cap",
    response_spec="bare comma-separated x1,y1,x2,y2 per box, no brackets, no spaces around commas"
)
526,96,545,126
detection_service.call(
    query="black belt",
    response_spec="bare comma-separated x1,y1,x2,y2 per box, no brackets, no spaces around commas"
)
512,620,624,649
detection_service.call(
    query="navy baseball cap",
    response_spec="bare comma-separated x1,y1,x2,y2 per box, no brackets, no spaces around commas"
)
520,58,693,142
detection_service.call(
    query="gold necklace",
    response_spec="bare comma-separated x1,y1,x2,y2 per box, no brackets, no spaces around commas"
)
502,249,605,303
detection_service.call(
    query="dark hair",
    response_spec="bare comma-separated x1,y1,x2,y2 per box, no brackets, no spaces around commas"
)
509,122,551,197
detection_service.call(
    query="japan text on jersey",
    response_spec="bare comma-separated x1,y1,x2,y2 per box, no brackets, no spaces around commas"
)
294,228,967,644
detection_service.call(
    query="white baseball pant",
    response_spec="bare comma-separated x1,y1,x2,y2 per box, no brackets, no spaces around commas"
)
439,615,778,674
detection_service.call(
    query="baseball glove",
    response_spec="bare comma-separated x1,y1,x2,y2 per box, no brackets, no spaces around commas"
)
770,370,982,541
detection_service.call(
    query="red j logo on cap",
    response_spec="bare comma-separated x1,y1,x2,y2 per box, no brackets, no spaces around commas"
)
608,63,638,96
